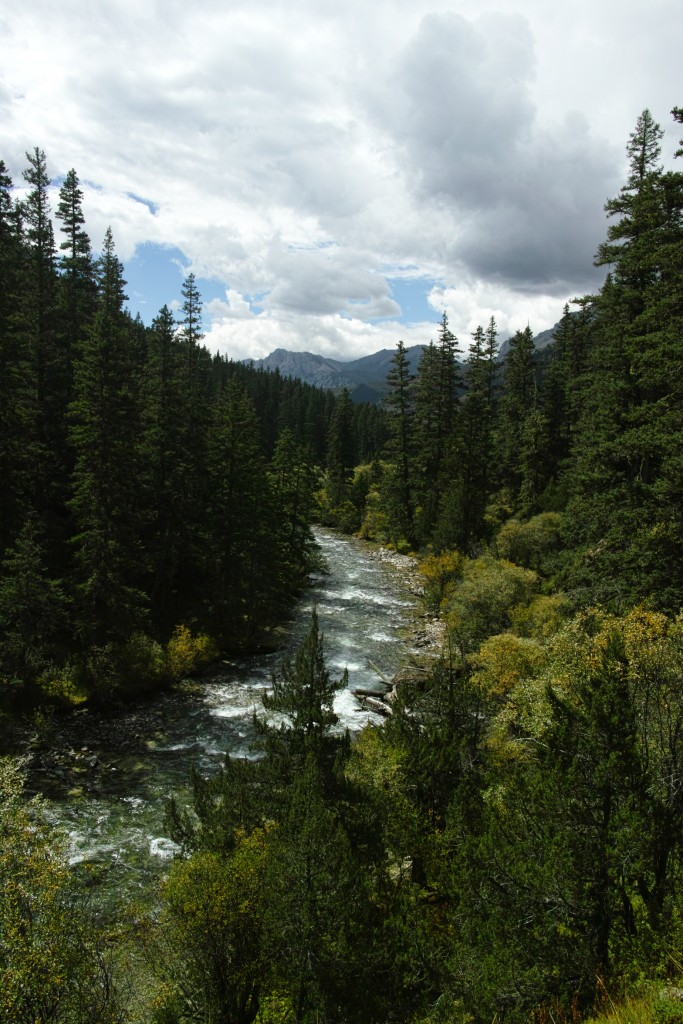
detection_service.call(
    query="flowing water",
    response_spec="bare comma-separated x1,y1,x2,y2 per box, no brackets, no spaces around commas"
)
29,528,419,908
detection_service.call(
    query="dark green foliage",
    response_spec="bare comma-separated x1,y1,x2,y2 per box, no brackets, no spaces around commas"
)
138,304,189,628
563,109,683,609
69,229,147,649
326,386,357,505
0,150,368,694
496,325,545,512
205,381,278,644
0,163,37,557
269,427,318,580
381,340,417,545
413,313,462,543
437,318,499,550
0,515,68,689
164,614,389,1023
56,168,96,353
259,607,347,782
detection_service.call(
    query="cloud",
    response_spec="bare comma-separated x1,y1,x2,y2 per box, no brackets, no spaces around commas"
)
204,308,437,363
373,11,620,292
265,244,400,319
1,0,680,362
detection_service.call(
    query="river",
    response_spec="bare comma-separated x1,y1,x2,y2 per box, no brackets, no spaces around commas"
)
29,528,420,908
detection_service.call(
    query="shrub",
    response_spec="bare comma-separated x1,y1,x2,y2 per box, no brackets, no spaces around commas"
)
495,512,563,570
37,662,88,706
165,625,218,680
445,555,538,654
419,550,465,614
509,593,570,638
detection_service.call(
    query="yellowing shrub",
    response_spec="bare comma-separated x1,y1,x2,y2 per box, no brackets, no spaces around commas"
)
165,625,218,680
471,632,547,699
419,549,465,613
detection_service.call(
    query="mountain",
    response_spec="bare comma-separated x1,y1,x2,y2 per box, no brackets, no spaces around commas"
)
246,324,563,402
244,345,425,402
497,323,559,360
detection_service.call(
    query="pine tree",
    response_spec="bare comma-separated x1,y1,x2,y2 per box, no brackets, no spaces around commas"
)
0,163,37,557
326,387,356,507
20,149,67,550
382,340,416,545
496,325,544,514
565,110,683,606
55,168,96,353
205,381,277,644
443,319,499,547
138,305,189,629
68,229,146,651
172,274,212,606
268,427,317,583
413,313,462,544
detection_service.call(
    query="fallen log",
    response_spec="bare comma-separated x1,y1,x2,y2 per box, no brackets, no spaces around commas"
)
358,695,393,717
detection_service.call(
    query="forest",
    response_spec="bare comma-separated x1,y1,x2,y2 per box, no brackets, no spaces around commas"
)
1,106,683,1023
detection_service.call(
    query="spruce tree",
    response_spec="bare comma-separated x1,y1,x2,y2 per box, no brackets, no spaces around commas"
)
496,325,544,514
21,149,67,553
139,304,189,629
443,319,499,547
68,229,146,652
326,387,356,507
55,168,96,353
382,340,416,545
205,381,277,644
565,110,683,606
0,163,37,557
268,427,317,583
413,313,462,544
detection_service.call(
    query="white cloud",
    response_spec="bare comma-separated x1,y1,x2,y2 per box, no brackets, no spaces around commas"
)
1,0,681,361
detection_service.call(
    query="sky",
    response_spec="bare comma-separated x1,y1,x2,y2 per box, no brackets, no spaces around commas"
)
1,0,681,362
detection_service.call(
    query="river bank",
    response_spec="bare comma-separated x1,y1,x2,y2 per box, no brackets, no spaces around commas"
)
361,543,446,711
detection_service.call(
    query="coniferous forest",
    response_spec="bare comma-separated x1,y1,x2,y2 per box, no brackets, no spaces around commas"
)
2,107,683,1023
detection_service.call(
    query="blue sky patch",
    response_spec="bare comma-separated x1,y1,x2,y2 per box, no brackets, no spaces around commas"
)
124,242,186,321
388,275,440,325
122,242,229,325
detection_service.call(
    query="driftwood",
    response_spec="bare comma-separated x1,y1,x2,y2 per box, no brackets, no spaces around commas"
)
366,659,392,685
356,695,393,717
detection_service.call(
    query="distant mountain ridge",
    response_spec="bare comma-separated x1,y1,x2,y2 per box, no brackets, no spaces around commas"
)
244,345,426,402
246,324,562,402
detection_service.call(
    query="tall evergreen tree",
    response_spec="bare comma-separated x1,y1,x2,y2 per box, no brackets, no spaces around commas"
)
205,381,278,645
326,387,356,507
20,149,67,549
0,163,36,557
442,318,499,548
495,325,547,515
413,313,462,543
268,427,317,583
55,168,96,353
138,304,189,630
382,340,416,544
68,228,146,652
565,109,683,606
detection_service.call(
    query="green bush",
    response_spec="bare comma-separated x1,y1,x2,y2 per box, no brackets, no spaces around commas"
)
655,996,683,1024
495,512,563,570
445,555,538,653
